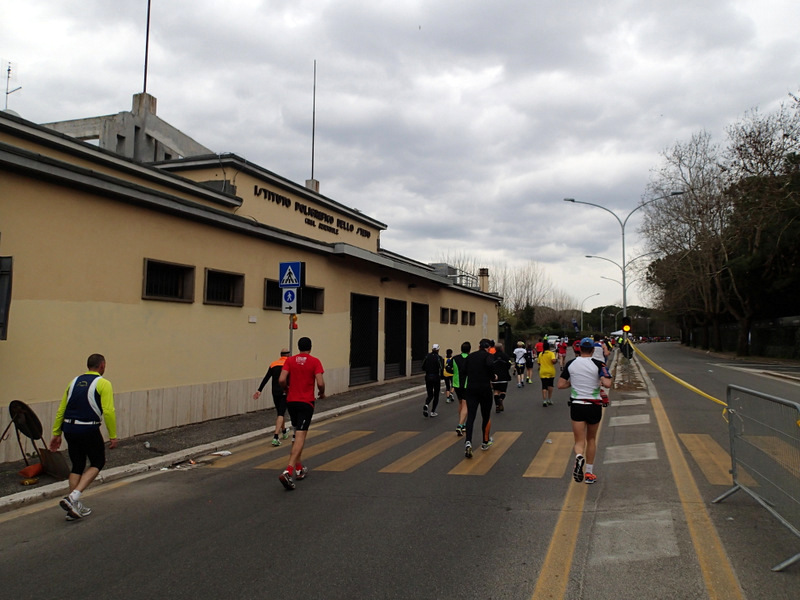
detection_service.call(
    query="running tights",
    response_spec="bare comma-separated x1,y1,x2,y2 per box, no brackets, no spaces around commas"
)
465,389,493,444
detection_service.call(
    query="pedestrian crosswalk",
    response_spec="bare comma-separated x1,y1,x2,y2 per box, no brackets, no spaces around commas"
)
203,426,742,485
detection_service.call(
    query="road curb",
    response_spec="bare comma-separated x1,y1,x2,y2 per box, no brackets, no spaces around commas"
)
0,385,424,514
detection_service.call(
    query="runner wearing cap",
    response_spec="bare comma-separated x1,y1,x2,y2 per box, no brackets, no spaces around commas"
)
558,337,612,484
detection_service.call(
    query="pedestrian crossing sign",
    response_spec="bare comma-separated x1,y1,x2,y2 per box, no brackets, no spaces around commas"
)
279,262,302,288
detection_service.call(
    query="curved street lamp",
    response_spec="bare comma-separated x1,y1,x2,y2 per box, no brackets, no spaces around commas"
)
564,191,685,318
580,292,600,332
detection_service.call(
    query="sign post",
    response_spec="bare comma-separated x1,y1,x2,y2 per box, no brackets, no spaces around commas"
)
279,262,303,353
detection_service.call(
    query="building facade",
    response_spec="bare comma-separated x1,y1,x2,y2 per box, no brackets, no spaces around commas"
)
0,98,500,462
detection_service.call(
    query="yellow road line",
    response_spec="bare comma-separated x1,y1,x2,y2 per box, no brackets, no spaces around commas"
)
523,432,574,478
207,430,328,469
679,433,757,487
254,430,373,470
530,422,601,600
316,431,419,471
653,396,745,600
380,432,461,473
744,435,800,479
448,431,522,476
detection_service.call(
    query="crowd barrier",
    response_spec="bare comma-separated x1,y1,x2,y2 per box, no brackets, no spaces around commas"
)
713,384,800,572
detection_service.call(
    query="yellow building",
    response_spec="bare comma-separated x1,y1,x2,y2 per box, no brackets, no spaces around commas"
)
0,96,500,461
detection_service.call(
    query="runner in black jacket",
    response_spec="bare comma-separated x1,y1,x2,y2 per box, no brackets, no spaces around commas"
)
451,341,471,436
421,344,444,417
461,339,497,458
491,342,513,413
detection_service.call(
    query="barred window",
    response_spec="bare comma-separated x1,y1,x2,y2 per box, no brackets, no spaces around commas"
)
301,286,324,313
264,279,282,310
204,268,244,306
450,309,458,324
143,259,194,303
440,307,449,324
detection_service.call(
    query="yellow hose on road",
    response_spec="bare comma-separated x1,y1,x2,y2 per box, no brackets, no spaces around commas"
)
629,341,728,418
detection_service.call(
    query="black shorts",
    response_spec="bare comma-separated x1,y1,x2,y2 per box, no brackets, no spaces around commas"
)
272,391,288,416
454,387,467,402
444,376,453,390
515,364,525,375
287,402,315,431
540,377,555,389
491,381,509,393
570,402,603,425
64,428,106,475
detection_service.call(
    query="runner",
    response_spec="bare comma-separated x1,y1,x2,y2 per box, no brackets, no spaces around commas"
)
443,348,455,403
421,344,444,417
558,337,612,484
490,342,513,413
513,341,527,387
538,340,558,407
451,341,471,436
462,339,497,457
525,344,535,384
557,338,568,369
49,353,117,520
277,337,325,491
253,348,291,446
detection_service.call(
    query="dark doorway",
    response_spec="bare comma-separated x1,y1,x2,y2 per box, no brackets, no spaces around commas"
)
384,299,407,379
410,302,429,374
350,293,379,385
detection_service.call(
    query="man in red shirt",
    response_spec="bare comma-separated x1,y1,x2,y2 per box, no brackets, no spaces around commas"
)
277,337,325,490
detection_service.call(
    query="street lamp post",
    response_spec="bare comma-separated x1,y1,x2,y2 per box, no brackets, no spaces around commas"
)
600,305,610,334
564,192,684,318
580,292,599,332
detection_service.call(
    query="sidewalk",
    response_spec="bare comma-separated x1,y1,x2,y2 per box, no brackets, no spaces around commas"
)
0,377,426,513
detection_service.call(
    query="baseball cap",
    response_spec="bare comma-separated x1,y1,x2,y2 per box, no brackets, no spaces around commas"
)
432,343,440,350
580,337,595,350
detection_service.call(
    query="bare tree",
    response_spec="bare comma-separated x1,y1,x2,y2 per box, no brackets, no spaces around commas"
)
435,252,555,313
640,131,729,349
641,93,800,354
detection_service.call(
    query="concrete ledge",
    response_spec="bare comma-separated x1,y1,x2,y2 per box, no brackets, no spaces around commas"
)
0,385,423,514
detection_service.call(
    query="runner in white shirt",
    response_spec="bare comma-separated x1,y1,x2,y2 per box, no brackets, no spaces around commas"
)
558,337,612,485
513,341,527,388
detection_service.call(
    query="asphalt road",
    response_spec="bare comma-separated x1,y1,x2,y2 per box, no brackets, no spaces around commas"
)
2,344,799,599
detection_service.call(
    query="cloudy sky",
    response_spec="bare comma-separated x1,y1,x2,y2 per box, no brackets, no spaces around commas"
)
3,0,799,311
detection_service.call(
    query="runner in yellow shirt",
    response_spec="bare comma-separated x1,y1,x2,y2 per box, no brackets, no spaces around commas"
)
538,340,558,407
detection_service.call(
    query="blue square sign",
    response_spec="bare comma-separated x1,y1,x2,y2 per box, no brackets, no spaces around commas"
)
279,262,302,288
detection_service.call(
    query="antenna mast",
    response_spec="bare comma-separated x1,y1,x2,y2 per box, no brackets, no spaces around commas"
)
311,60,317,181
142,0,152,93
4,61,22,110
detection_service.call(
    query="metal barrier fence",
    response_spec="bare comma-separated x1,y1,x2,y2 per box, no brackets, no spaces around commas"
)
713,384,800,571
